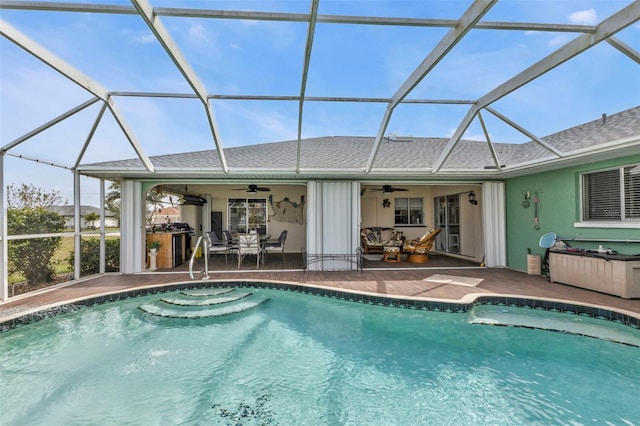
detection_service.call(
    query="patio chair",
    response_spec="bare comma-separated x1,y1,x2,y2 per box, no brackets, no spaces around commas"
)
263,230,288,263
403,228,441,256
222,230,239,259
237,233,260,269
204,231,229,263
361,227,404,254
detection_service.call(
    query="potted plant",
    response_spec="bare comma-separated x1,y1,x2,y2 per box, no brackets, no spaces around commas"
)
148,240,161,254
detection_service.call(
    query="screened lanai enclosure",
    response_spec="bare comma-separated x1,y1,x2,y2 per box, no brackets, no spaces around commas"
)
1,0,639,300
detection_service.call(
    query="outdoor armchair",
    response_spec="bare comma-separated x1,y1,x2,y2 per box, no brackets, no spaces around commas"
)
403,228,441,255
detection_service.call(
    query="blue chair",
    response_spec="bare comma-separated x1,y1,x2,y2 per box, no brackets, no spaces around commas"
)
263,230,287,264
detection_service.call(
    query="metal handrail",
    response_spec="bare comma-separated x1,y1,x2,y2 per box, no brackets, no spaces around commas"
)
188,236,210,280
302,247,363,272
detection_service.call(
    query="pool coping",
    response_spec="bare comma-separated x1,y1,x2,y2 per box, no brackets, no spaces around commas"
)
2,278,639,339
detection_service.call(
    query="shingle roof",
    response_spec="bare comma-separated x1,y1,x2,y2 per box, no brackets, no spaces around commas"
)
79,105,640,179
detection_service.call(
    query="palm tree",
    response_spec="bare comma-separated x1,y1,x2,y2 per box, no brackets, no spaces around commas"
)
105,180,167,227
145,187,164,225
84,212,100,230
106,180,121,227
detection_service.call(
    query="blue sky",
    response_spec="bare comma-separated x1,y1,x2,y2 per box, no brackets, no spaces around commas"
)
1,0,639,205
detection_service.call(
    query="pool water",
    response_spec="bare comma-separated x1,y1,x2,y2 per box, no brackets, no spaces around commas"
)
1,288,639,425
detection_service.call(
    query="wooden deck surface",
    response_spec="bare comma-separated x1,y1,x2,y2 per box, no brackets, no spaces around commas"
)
2,262,640,322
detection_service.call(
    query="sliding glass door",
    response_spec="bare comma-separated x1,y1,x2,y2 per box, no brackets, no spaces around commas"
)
434,195,460,254
228,198,268,236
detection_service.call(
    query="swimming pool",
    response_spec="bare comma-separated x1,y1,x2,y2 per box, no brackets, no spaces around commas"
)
1,287,639,424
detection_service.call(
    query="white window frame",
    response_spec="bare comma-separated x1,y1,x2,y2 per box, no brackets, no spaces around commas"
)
575,164,640,229
394,197,424,226
227,198,268,236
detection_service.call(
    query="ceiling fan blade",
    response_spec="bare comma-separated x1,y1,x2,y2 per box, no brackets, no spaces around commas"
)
379,185,408,193
232,184,272,193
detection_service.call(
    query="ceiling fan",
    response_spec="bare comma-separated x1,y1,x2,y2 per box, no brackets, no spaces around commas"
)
370,185,408,194
234,184,271,194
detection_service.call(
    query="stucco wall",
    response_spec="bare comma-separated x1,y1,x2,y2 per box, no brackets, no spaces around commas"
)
505,154,640,272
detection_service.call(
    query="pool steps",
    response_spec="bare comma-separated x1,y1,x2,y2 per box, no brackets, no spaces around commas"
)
180,288,236,297
160,292,252,306
470,304,640,347
138,288,270,319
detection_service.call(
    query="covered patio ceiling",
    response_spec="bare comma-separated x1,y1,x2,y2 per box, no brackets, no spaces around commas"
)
1,0,639,179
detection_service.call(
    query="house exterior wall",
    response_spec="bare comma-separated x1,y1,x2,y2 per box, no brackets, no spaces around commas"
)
61,216,118,228
505,154,640,273
150,207,181,225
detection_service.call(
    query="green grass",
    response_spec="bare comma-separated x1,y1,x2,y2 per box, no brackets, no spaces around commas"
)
53,237,74,274
9,232,120,285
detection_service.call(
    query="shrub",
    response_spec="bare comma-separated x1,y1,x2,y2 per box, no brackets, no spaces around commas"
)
7,208,65,284
68,238,120,276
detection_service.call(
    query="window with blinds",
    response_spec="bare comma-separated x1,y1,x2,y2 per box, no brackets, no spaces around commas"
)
582,164,640,221
394,197,423,225
624,165,640,219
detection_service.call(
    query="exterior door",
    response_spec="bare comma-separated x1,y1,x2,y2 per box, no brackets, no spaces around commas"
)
434,194,460,254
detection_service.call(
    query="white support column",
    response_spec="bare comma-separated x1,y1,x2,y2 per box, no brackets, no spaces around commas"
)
0,154,7,301
201,195,212,234
120,180,144,274
482,181,507,267
99,179,106,274
73,172,81,280
305,181,322,268
351,182,361,254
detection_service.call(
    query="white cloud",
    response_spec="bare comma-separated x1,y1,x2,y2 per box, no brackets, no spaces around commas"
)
549,35,570,47
568,9,597,25
464,132,488,142
133,33,157,44
445,128,489,141
230,42,242,50
189,23,209,44
215,102,297,146
241,19,259,26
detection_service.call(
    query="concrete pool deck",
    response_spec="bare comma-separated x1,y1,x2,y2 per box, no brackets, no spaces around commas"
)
1,267,639,324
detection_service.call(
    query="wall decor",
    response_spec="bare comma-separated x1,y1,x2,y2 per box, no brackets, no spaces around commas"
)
268,195,305,224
